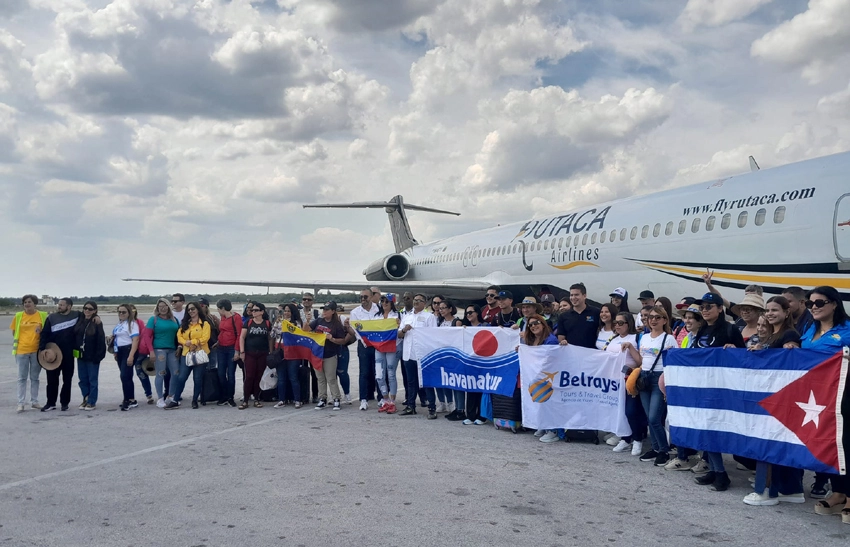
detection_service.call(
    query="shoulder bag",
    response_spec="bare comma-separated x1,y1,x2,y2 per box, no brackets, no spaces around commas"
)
635,333,668,392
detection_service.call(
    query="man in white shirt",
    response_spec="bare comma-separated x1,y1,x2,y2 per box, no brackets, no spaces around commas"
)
397,293,438,419
349,288,379,410
171,294,186,323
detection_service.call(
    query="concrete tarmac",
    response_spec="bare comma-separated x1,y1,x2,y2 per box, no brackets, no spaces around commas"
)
1,311,849,546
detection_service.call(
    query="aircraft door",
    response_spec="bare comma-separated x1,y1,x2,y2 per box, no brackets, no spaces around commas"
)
836,194,850,262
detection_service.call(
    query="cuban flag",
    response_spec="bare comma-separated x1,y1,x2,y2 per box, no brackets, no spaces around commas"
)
351,318,398,353
665,347,848,475
280,320,325,371
408,327,520,397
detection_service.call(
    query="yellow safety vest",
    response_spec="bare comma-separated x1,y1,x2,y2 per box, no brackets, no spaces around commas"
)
12,311,48,355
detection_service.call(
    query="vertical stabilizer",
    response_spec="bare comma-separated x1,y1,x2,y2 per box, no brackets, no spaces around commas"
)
304,195,460,252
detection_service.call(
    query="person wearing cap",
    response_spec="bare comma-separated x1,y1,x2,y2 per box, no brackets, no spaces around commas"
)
10,294,47,412
692,292,745,491
609,288,631,314
634,290,655,329
701,269,764,325
349,288,380,411
39,298,90,412
310,302,347,410
481,286,501,324
515,296,545,335
731,293,766,347
398,293,439,418
557,283,601,348
490,290,521,328
72,300,106,411
539,293,558,327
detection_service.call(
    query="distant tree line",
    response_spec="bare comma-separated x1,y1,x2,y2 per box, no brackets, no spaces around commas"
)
1,291,361,307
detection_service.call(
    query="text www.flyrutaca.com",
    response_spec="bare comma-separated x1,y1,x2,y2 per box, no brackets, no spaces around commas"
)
682,187,816,216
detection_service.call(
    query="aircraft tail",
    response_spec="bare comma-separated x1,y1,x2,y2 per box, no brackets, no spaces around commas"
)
304,195,459,252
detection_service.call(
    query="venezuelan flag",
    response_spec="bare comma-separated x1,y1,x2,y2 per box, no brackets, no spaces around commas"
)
281,320,325,371
352,318,398,352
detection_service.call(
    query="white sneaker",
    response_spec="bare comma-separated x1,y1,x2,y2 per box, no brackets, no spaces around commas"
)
333,399,341,411
631,441,643,456
462,418,474,425
473,419,487,425
777,493,806,504
743,491,778,506
534,429,546,437
343,394,352,405
156,398,166,408
274,401,285,408
359,400,368,411
446,401,455,413
16,404,24,413
612,440,632,453
540,431,559,443
690,460,710,474
606,435,621,446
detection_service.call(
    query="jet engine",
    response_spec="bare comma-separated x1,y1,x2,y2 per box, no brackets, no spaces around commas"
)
363,254,410,281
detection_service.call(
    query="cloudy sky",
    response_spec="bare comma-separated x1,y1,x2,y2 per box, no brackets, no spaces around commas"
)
2,0,850,298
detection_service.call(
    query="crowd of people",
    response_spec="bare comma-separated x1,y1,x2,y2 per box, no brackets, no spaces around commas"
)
9,275,850,519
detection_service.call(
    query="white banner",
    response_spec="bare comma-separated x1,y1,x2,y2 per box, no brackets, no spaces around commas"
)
519,345,631,436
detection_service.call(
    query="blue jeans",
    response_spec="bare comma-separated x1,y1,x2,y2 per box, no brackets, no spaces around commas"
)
277,360,301,402
133,353,152,398
15,352,40,405
357,342,376,401
638,371,668,452
116,345,135,402
375,350,399,397
403,359,435,411
435,388,452,404
216,346,237,401
337,345,351,395
77,360,100,406
753,462,803,496
153,348,179,399
706,451,726,473
171,355,205,403
452,390,465,411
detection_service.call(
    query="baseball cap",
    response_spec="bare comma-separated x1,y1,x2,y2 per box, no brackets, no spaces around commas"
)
322,301,338,311
198,297,210,306
540,294,556,304
497,290,513,300
609,287,627,299
694,293,723,307
638,290,655,300
675,297,697,310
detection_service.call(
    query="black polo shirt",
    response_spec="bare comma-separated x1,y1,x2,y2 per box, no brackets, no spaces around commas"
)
557,306,601,348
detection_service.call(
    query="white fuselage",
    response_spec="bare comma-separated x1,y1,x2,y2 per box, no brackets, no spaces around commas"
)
400,152,850,305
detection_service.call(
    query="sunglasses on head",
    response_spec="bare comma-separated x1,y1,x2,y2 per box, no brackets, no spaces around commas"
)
805,299,831,309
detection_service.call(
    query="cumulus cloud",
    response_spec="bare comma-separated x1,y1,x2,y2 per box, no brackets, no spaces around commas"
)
679,0,776,28
751,0,850,83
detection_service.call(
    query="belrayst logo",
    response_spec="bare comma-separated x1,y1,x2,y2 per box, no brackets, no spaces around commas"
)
529,371,620,403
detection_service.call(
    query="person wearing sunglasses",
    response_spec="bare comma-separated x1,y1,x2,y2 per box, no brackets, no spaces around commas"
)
236,302,273,410
691,292,745,491
606,313,646,456
633,306,677,466
481,286,501,324
166,302,211,410
437,299,465,420
525,314,560,442
149,298,180,407
112,304,140,412
310,302,347,410
170,293,186,322
73,301,106,411
460,305,487,425
795,286,850,520
398,293,438,418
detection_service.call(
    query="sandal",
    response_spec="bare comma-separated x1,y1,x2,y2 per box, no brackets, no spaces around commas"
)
815,498,846,515
254,401,263,408
238,402,249,410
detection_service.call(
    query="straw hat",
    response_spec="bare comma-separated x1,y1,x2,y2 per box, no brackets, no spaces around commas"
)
520,297,544,314
38,342,62,371
731,293,766,316
140,356,156,376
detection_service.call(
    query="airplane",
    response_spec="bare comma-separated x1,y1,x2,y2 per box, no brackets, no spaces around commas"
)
126,151,850,307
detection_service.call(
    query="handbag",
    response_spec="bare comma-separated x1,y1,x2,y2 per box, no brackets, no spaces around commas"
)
635,333,668,392
186,349,209,367
259,366,277,391
266,348,283,369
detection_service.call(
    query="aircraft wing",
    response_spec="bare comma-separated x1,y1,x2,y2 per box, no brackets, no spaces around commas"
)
123,278,491,299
